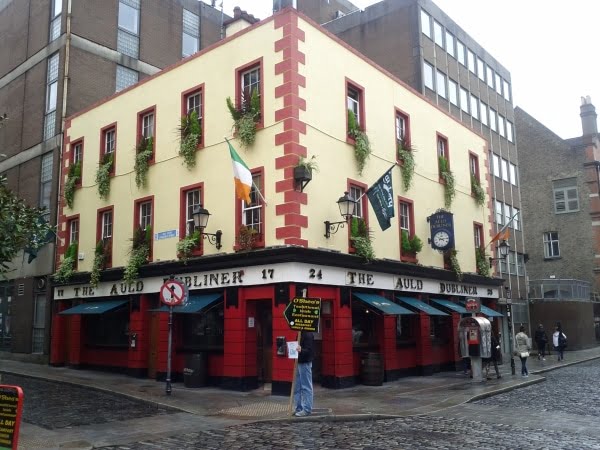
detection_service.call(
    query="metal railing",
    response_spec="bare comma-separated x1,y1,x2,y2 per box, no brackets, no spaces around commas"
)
528,279,596,302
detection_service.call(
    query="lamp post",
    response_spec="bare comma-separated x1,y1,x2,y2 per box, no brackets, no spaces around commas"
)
324,191,357,238
192,205,222,249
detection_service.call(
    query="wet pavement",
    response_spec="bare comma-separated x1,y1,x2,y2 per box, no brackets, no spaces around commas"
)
2,347,600,449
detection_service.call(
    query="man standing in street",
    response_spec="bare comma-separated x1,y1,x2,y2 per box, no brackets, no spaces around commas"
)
534,324,548,360
294,331,314,417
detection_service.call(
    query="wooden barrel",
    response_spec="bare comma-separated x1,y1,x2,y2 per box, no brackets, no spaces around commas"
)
360,352,384,386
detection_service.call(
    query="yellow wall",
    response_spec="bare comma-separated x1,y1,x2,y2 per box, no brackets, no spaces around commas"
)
63,11,489,275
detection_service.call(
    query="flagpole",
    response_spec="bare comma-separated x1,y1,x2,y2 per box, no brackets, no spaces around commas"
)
224,137,268,206
356,164,397,202
486,211,520,249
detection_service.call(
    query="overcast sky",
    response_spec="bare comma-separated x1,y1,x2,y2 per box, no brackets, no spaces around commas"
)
212,0,600,139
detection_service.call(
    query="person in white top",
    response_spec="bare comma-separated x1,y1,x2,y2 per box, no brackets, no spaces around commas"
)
552,325,567,361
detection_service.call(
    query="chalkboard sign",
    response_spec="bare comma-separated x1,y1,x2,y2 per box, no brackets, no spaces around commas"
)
0,385,23,450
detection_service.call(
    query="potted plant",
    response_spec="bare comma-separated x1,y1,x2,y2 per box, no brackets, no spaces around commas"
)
176,230,201,263
475,247,490,277
226,89,261,149
236,225,258,251
178,110,201,169
347,110,371,175
64,161,81,208
123,226,151,283
134,137,154,188
438,155,456,208
350,217,375,262
90,240,108,287
95,154,113,199
53,242,78,284
471,175,486,207
401,229,423,262
397,138,415,191
294,155,319,191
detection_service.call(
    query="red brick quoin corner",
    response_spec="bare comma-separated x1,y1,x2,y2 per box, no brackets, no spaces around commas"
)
273,11,308,247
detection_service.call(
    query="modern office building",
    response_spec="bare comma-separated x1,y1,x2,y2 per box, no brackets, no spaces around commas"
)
320,0,527,348
51,7,502,391
516,98,600,349
0,0,226,359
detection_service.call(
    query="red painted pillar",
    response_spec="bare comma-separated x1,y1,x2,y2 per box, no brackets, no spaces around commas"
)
68,315,82,366
382,315,398,378
333,289,353,385
415,312,433,375
449,312,462,369
127,295,151,376
50,306,66,366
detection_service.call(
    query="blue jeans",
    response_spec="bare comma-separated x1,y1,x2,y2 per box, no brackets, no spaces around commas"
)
519,356,528,375
294,362,313,414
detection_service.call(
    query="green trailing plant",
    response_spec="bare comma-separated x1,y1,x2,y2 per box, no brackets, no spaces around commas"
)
350,217,375,262
95,154,113,199
64,161,81,208
123,226,151,283
53,242,78,284
176,230,201,263
347,110,371,175
401,229,423,255
447,249,462,281
438,156,456,208
397,138,415,191
90,240,107,287
236,225,258,251
178,110,201,169
297,155,320,173
226,89,261,149
471,175,486,207
475,247,491,277
134,137,154,188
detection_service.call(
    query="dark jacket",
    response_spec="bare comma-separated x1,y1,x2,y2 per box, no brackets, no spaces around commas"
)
534,328,548,345
490,334,501,361
298,332,314,364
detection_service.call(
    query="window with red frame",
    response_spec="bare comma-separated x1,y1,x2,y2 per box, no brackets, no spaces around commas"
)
395,111,410,146
437,134,449,177
101,126,116,175
348,183,367,249
399,198,417,261
179,186,203,256
241,65,260,105
98,208,113,267
71,140,83,186
184,89,203,144
473,223,483,249
135,198,153,260
67,217,79,269
347,82,364,136
241,172,264,245
469,153,480,183
141,111,154,141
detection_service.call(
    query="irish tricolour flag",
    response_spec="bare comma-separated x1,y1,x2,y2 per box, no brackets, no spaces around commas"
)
228,140,252,204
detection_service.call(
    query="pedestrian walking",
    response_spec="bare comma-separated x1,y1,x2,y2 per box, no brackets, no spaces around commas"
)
553,325,567,362
293,331,314,417
485,332,502,380
515,326,530,377
534,323,548,360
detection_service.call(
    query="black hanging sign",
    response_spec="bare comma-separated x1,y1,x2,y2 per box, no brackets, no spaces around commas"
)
428,210,455,251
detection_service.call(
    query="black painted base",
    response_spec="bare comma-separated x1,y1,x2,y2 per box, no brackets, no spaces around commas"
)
126,367,148,378
320,375,355,389
385,367,418,381
272,380,292,396
220,376,259,391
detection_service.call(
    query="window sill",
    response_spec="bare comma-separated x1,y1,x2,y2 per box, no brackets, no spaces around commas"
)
543,257,562,261
401,254,418,264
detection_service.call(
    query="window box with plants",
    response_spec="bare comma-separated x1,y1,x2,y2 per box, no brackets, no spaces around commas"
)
53,242,78,284
64,161,81,208
397,138,415,192
350,217,375,262
179,110,202,169
400,229,422,263
347,110,371,175
234,225,259,252
444,248,462,281
134,137,154,188
176,229,201,263
90,239,110,287
123,226,151,283
95,154,113,199
471,175,486,207
475,247,490,277
294,155,319,191
438,155,456,208
226,89,261,149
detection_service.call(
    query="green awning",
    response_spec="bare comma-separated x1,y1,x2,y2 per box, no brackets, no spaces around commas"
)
59,300,129,315
431,298,468,314
479,305,503,317
353,293,415,315
155,293,222,313
395,296,448,316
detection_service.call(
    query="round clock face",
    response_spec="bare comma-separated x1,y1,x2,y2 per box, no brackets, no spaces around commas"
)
433,230,450,248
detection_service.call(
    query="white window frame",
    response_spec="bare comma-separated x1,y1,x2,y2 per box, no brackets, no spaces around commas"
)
543,232,560,258
501,159,509,182
350,185,365,219
503,80,511,102
433,21,444,47
142,113,154,140
436,70,447,99
118,1,139,35
467,49,476,74
102,211,113,240
495,200,503,225
477,58,485,81
420,9,432,38
456,40,466,66
495,73,502,95
448,78,458,106
509,163,517,186
506,120,514,142
104,128,115,155
480,101,488,126
69,219,79,246
241,66,261,102
489,108,497,132
423,61,434,90
186,189,201,236
486,66,494,88
498,115,506,137
492,154,501,177
139,201,152,230
460,87,469,114
242,173,264,235
470,95,479,120
73,142,82,164
399,201,411,234
553,185,580,214
445,31,455,57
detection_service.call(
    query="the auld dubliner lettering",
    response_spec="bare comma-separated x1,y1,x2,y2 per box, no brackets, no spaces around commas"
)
346,272,375,286
110,281,144,295
439,283,478,295
394,277,424,291
163,270,244,288
74,286,95,297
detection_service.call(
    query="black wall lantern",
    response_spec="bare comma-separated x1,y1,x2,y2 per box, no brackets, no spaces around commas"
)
489,239,510,268
324,191,357,238
192,205,223,250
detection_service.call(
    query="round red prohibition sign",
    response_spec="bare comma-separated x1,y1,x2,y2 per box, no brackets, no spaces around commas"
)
160,279,185,306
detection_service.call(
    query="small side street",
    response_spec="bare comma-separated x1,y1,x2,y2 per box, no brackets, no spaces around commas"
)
3,346,600,449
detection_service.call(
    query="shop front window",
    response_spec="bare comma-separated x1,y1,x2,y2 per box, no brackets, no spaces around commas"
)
180,303,224,350
351,300,380,350
84,304,129,347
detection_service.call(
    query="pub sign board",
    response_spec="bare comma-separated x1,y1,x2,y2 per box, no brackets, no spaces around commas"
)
428,210,455,251
465,297,481,314
0,385,23,450
284,297,322,332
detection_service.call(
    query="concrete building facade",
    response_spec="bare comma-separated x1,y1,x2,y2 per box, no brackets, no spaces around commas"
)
0,0,227,359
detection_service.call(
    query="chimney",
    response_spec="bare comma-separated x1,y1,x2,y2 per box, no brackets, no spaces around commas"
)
580,95,598,136
223,6,260,37
273,0,297,13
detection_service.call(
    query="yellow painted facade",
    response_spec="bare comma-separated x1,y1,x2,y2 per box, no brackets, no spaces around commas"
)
60,11,490,276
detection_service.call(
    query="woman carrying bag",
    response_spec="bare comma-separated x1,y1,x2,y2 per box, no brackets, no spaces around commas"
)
515,326,531,377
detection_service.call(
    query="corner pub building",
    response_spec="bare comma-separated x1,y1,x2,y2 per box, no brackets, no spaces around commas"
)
50,8,504,394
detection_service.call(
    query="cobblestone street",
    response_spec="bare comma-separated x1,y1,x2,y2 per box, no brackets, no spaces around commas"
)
98,360,600,450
